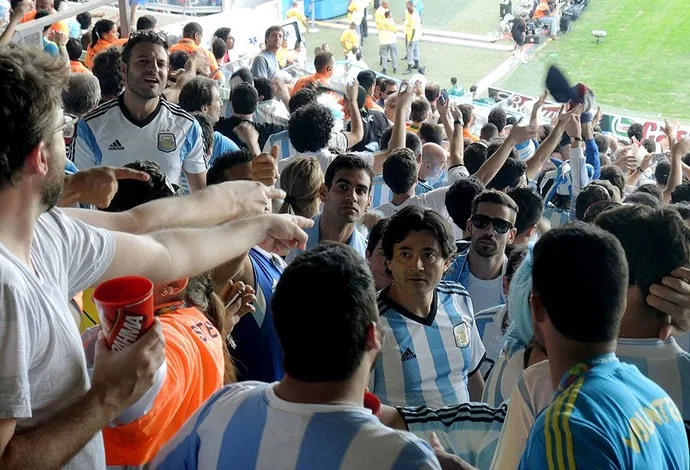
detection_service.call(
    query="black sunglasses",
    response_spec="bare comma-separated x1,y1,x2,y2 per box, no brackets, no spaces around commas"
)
471,214,513,234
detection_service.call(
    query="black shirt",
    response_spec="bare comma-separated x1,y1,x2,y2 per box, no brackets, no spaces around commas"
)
214,115,286,151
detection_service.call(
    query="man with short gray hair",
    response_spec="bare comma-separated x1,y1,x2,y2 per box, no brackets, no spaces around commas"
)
62,73,101,119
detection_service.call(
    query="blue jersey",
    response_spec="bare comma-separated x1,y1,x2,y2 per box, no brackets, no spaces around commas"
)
286,213,367,263
519,353,689,469
370,282,485,408
153,382,442,470
230,248,284,382
210,131,240,164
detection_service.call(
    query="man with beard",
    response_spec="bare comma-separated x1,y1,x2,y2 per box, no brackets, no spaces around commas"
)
0,44,312,469
370,206,486,408
251,25,283,80
70,31,208,192
444,190,517,312
286,154,373,263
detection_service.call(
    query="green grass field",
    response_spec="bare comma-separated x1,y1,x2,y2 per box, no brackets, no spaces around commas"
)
307,26,509,91
497,0,690,121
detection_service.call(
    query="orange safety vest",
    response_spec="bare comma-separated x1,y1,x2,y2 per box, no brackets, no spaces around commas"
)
21,10,69,35
70,60,91,74
169,38,220,75
103,303,224,466
85,38,117,69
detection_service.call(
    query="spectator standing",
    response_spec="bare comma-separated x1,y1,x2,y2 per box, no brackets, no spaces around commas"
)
286,0,307,32
84,19,119,69
340,22,360,58
378,9,398,74
178,76,241,163
403,0,422,74
169,22,221,81
70,32,209,191
251,25,283,79
154,244,442,469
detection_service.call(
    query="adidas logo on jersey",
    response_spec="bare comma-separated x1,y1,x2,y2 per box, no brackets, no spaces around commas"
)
108,139,124,151
401,348,417,362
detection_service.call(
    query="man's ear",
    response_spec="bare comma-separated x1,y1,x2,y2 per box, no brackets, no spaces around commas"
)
319,183,328,203
530,291,547,324
120,61,127,80
25,141,49,177
366,322,382,353
465,217,473,235
507,226,517,245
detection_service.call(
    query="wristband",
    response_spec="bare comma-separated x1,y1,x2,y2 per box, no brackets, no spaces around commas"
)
636,167,643,173
572,137,582,142
453,120,463,126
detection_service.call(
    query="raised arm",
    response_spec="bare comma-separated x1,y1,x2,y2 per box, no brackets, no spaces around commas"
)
98,213,311,285
64,180,285,234
474,124,537,185
342,80,364,150
372,82,415,174
524,105,580,181
0,0,30,47
663,138,690,204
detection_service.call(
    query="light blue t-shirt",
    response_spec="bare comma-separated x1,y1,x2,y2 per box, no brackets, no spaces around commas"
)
519,353,689,469
286,213,368,264
210,131,240,165
43,37,59,57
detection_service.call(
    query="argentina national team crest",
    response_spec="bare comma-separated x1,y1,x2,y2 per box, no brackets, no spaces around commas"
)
158,133,177,153
453,322,470,348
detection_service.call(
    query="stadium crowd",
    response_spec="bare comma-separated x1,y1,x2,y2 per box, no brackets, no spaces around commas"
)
0,0,689,468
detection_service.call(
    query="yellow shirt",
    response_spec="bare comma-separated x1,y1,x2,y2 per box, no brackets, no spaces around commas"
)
347,0,365,25
276,46,289,68
404,10,422,42
340,29,360,55
378,17,398,45
375,6,387,29
287,7,307,27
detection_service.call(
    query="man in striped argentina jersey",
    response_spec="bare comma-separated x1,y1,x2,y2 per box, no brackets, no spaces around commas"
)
370,206,486,409
153,244,441,470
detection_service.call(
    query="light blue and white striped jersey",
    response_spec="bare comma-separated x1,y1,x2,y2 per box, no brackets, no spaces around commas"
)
617,337,690,426
474,304,507,380
370,176,435,209
69,95,207,186
370,282,486,408
482,347,527,407
400,402,507,470
152,382,441,470
542,203,571,229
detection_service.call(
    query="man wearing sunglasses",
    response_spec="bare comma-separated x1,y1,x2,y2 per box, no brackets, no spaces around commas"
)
445,190,518,313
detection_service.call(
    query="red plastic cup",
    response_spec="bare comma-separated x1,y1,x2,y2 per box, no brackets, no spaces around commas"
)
93,276,155,352
364,391,382,418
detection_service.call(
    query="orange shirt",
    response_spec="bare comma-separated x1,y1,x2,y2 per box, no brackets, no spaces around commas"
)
291,71,331,96
85,38,116,69
169,38,220,75
533,2,550,19
463,127,479,142
103,304,224,466
21,10,69,35
70,60,91,74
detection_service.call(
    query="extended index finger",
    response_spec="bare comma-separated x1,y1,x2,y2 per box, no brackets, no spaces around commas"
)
112,167,151,182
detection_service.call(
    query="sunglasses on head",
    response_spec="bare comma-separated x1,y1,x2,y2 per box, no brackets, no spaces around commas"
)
471,214,513,234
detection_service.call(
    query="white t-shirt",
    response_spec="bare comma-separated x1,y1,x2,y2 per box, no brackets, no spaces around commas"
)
0,208,115,469
490,359,552,470
465,272,504,313
482,347,527,407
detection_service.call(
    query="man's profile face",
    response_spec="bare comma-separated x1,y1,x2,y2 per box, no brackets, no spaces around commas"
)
321,168,371,224
467,202,517,258
386,229,451,297
123,42,168,100
206,86,222,124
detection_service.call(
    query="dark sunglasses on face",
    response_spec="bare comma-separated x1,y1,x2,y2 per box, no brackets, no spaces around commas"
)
471,214,513,234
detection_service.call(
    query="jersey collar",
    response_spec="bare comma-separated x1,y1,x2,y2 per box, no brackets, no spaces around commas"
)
556,352,617,395
118,93,164,128
379,285,438,326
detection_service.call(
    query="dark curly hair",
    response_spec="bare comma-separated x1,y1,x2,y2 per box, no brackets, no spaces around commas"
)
288,102,334,153
104,160,180,212
444,176,485,229
92,47,124,100
382,205,457,261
